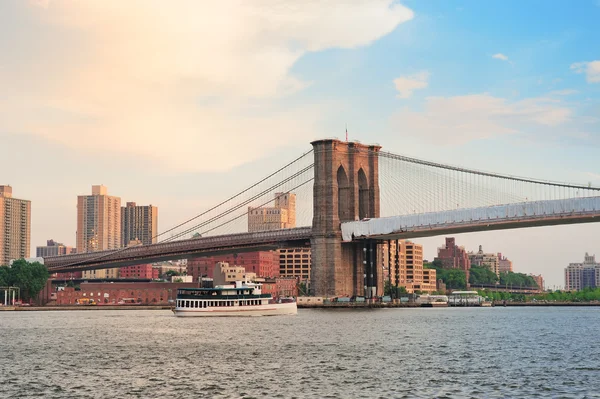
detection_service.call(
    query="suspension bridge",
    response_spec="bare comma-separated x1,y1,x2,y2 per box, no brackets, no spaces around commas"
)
43,139,600,297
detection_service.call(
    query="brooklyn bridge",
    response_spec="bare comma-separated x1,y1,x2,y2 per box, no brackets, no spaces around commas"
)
43,139,600,297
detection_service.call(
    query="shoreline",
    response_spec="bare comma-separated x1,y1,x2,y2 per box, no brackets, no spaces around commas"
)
2,302,600,311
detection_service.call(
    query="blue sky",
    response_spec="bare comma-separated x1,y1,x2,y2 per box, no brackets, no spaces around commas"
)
1,0,599,287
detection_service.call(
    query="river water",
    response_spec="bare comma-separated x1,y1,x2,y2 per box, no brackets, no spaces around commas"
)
1,307,599,398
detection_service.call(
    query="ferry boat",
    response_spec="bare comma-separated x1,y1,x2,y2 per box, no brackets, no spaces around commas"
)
172,281,297,317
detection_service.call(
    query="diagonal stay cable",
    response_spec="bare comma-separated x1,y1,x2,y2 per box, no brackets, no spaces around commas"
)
195,179,315,237
160,164,314,243
155,149,313,241
50,150,314,270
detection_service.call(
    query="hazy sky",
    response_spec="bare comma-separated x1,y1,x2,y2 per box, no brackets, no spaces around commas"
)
1,0,600,288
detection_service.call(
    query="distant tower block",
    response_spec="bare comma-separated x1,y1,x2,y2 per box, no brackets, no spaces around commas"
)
310,139,382,297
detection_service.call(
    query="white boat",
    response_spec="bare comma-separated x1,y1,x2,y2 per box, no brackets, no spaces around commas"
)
172,281,297,317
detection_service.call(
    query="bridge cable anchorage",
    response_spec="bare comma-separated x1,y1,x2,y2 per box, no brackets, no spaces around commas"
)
52,150,314,270
159,165,314,243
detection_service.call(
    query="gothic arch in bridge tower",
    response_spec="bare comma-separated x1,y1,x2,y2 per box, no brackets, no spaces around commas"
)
357,168,369,220
337,165,350,222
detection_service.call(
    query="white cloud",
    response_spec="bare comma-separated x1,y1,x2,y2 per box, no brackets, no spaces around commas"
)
0,1,414,171
570,61,600,83
549,89,578,96
390,94,572,144
492,53,509,61
393,71,429,99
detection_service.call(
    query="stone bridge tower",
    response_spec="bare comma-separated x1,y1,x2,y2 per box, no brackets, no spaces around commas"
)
310,139,382,297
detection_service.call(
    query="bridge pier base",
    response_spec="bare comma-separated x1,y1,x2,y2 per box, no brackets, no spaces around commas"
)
310,238,383,298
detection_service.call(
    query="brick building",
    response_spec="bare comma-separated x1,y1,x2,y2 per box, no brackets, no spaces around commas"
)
187,251,279,281
119,264,159,279
52,271,83,280
498,253,513,273
261,277,299,298
56,282,197,305
435,237,471,274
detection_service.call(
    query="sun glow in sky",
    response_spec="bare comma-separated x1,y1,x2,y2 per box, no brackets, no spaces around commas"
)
1,0,600,287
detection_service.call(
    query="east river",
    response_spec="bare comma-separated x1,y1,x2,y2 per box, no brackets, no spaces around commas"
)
1,307,599,398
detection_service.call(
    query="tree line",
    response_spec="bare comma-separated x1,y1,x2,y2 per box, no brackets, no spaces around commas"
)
0,260,49,303
425,259,540,290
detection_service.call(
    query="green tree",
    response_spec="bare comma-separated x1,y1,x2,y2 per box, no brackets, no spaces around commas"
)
425,262,467,290
499,272,538,288
469,266,498,285
0,265,11,287
6,260,50,302
165,270,180,278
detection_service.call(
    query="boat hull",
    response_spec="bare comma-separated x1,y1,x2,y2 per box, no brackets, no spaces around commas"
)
173,302,297,317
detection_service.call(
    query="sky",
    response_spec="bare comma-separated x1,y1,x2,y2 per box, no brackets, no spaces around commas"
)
1,0,600,288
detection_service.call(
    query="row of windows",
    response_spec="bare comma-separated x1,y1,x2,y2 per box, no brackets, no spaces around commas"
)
177,299,265,308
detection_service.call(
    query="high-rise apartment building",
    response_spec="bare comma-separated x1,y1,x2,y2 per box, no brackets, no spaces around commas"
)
77,185,121,252
564,253,600,291
36,239,74,257
469,245,500,276
77,185,121,280
248,193,296,232
121,202,158,247
0,186,31,266
379,240,435,293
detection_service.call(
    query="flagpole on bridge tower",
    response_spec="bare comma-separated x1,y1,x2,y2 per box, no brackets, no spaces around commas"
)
345,124,348,142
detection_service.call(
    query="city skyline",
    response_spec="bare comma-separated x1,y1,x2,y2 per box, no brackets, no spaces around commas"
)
2,1,600,288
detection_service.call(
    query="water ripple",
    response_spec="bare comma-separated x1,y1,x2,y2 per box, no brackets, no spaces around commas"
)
1,307,599,398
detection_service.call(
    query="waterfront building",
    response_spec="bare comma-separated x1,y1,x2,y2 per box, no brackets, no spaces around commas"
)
0,186,31,266
420,268,437,293
36,239,74,258
261,277,299,298
56,282,198,305
498,253,513,273
248,193,296,232
468,245,500,276
564,253,600,291
187,251,279,282
379,240,435,293
121,202,158,247
279,247,311,282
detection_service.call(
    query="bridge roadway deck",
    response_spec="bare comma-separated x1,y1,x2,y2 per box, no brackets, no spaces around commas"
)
341,197,600,241
45,227,313,272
